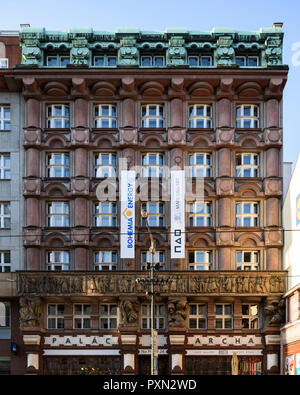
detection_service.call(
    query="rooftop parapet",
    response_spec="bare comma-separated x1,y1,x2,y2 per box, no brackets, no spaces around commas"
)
18,25,285,68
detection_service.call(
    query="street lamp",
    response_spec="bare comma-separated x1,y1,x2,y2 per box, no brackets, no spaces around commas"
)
136,210,169,375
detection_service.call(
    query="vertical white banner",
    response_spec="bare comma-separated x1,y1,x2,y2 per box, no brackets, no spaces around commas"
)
171,170,185,259
120,170,135,258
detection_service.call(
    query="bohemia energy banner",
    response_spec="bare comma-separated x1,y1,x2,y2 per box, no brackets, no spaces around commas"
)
171,170,185,259
120,170,136,258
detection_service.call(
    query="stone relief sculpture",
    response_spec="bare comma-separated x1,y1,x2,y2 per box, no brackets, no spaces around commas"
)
265,36,282,66
21,39,42,65
166,37,187,66
168,299,188,328
120,299,139,327
19,297,42,328
70,38,90,65
118,38,139,66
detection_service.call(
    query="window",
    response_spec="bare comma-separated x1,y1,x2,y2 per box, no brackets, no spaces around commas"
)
0,203,10,228
188,56,212,67
188,251,211,270
94,251,117,271
236,105,259,128
93,55,117,67
215,304,233,329
141,304,166,329
189,304,207,329
141,105,164,128
47,251,70,271
188,105,212,128
94,104,117,128
94,153,117,178
0,106,10,130
236,56,259,67
0,58,8,69
141,153,164,177
141,56,165,67
236,153,258,177
94,202,117,227
141,202,164,227
47,202,70,227
236,251,259,270
236,202,259,227
73,304,91,329
46,153,70,178
141,251,165,270
188,153,211,177
0,252,10,272
0,154,10,179
47,304,65,329
100,304,118,329
0,302,10,327
242,304,259,329
46,55,70,66
188,202,212,227
0,357,10,375
46,105,70,128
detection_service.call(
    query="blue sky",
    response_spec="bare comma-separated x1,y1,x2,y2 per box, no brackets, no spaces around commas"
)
2,0,300,165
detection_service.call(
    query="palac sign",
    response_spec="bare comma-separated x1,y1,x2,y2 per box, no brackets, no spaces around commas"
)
17,272,286,296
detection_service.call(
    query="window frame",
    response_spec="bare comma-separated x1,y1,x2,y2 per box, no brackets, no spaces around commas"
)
73,304,92,330
94,104,117,129
236,153,259,178
236,250,259,270
46,152,70,178
94,202,117,227
46,104,70,129
93,55,117,67
141,303,166,330
47,250,70,271
141,250,165,270
0,251,10,272
0,202,10,228
141,104,164,128
47,303,65,329
188,152,212,177
46,55,70,67
188,250,212,271
0,106,10,130
241,303,259,329
0,302,10,328
141,202,165,227
189,303,207,329
188,104,212,129
141,153,164,178
94,152,117,178
236,202,259,227
188,201,212,227
215,304,233,329
99,304,118,329
236,104,259,129
47,202,70,227
94,250,117,271
0,154,10,179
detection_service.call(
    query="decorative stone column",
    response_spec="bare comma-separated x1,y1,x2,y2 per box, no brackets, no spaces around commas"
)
218,247,231,270
266,248,279,270
266,148,279,177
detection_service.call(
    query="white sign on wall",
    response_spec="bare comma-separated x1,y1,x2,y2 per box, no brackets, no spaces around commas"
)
44,335,119,347
171,170,185,259
120,170,136,258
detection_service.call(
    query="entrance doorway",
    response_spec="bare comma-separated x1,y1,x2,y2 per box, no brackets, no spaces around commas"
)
138,355,169,375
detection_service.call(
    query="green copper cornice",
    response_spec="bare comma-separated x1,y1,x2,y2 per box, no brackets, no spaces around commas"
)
18,25,285,68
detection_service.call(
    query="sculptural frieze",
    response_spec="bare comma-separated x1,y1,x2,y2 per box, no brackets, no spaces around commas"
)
19,296,42,328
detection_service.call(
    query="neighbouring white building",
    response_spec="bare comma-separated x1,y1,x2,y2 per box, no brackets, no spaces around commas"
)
281,154,300,375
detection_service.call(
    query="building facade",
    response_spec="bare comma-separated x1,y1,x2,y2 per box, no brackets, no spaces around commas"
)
0,30,24,375
0,24,288,375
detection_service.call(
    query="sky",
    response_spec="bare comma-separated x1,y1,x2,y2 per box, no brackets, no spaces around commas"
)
2,0,300,166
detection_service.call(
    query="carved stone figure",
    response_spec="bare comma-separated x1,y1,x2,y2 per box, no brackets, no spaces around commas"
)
118,38,139,66
168,299,188,328
264,297,285,326
21,39,42,65
265,36,282,66
19,297,42,328
120,299,139,327
166,37,187,66
215,36,235,66
70,38,90,65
